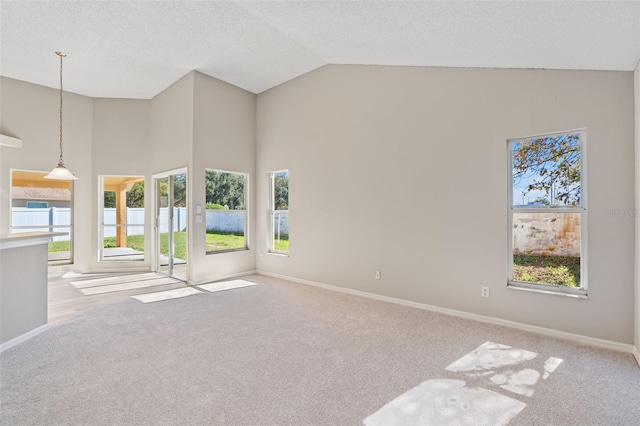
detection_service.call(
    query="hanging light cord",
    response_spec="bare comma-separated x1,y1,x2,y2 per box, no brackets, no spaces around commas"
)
57,51,65,167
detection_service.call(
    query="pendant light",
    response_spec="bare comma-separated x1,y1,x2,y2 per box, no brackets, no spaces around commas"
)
44,51,78,180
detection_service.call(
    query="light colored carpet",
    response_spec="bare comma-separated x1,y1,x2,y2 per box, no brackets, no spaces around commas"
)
1,274,639,425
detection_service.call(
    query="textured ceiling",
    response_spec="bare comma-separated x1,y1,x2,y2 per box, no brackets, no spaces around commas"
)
1,1,639,99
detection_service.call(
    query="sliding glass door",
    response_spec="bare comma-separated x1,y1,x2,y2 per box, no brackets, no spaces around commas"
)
155,170,187,281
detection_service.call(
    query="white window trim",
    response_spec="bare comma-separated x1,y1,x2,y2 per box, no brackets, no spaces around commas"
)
268,170,289,255
98,175,146,262
9,168,74,265
507,129,588,297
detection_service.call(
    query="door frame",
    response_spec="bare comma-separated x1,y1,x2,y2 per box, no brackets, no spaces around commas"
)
152,167,188,281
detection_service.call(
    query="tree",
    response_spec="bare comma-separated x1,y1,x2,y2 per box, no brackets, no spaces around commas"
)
172,174,187,207
126,181,145,208
205,171,245,209
274,173,288,210
104,191,116,208
104,181,145,208
512,133,581,206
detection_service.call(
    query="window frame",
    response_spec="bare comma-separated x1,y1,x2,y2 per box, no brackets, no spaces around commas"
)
9,169,74,265
98,175,146,262
507,129,588,298
204,168,249,255
269,170,289,255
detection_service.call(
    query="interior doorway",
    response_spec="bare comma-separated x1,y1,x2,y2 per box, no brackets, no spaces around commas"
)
154,169,187,281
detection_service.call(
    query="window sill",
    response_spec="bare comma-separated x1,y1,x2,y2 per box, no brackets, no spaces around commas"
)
507,282,588,299
267,251,289,258
206,248,249,255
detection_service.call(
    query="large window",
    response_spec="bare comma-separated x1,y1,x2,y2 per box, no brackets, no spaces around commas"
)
269,170,289,254
10,169,73,264
99,176,145,262
508,130,586,296
204,169,248,253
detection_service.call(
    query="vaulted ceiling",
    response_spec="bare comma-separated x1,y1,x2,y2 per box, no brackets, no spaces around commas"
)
1,1,639,99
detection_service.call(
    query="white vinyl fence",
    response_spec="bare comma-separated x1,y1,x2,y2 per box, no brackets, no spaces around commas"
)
102,207,186,237
273,210,289,237
12,206,187,240
156,207,187,234
206,210,246,233
11,207,71,241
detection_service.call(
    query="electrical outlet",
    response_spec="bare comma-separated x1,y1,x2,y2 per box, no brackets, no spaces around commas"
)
375,271,381,280
481,286,490,298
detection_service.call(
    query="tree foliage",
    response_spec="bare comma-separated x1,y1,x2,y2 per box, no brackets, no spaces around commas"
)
104,181,145,209
205,170,245,210
126,181,145,208
172,174,187,207
274,172,289,210
512,133,581,206
104,191,116,208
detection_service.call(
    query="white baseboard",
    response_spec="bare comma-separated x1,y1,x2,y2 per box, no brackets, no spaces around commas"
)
634,346,640,367
0,324,49,353
189,270,258,286
258,271,635,355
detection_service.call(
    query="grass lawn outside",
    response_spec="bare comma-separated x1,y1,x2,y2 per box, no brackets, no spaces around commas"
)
273,236,289,252
53,231,250,258
49,233,187,260
49,240,72,252
513,254,580,287
206,231,246,252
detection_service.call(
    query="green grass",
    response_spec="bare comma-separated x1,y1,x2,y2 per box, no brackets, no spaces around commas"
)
159,232,187,260
48,233,185,259
206,231,246,252
513,254,581,287
49,240,71,252
273,235,289,252
103,235,145,252
50,231,283,258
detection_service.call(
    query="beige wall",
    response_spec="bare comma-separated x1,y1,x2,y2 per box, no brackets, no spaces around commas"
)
635,61,640,353
91,98,151,271
189,72,257,283
0,77,94,270
1,72,257,283
257,65,636,344
2,65,636,345
149,73,194,174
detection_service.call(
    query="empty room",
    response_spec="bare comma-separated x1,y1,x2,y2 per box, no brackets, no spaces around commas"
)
1,1,639,425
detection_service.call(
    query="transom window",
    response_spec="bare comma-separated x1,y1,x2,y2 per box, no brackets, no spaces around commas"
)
508,130,587,297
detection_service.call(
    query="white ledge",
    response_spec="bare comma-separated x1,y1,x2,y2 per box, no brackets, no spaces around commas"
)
0,232,67,250
0,134,23,148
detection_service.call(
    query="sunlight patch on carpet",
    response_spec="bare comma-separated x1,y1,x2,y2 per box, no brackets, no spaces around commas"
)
130,287,203,303
446,341,563,398
365,341,564,425
197,279,256,293
446,341,538,372
364,379,525,426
